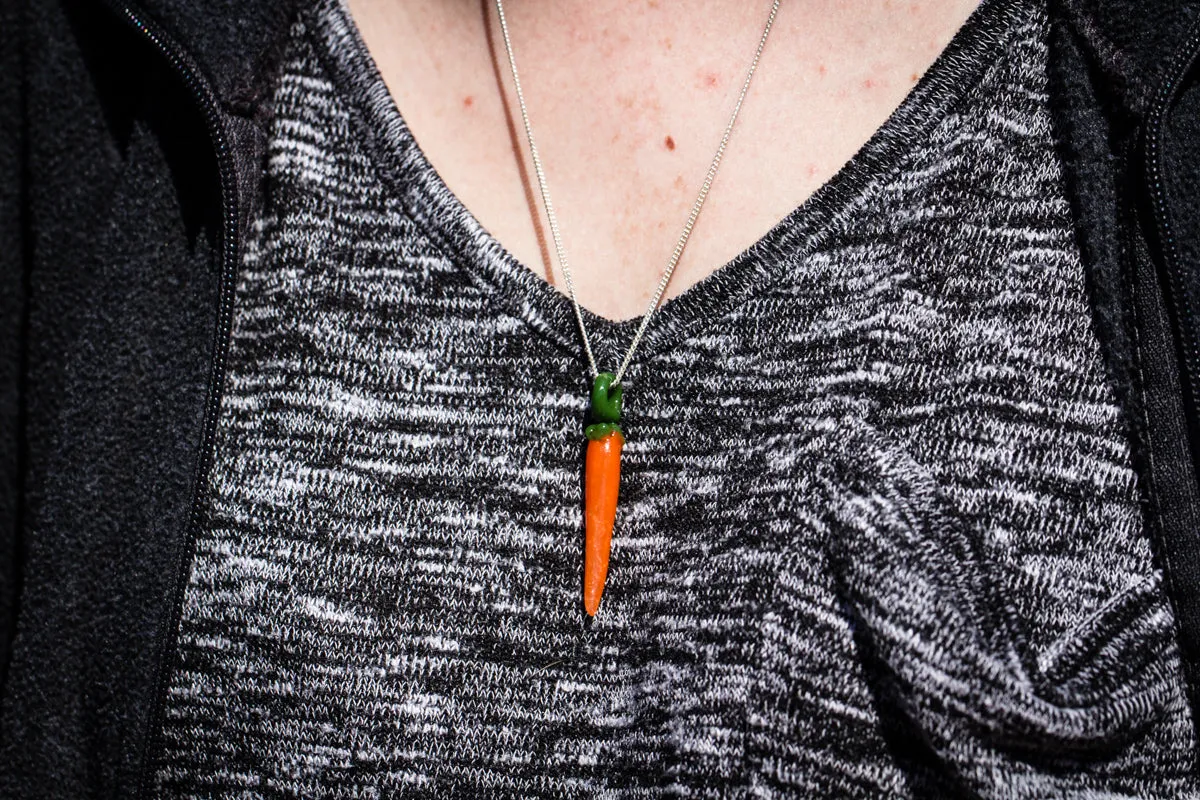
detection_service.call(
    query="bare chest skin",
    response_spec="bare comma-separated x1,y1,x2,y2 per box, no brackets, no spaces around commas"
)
344,0,981,323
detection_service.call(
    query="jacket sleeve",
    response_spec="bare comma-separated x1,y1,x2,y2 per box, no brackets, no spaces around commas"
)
0,0,28,686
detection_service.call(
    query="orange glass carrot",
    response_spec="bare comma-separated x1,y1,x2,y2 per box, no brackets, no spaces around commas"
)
584,428,623,616
583,373,624,617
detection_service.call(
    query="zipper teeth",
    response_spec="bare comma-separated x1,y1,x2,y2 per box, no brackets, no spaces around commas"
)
1145,20,1200,410
109,6,242,798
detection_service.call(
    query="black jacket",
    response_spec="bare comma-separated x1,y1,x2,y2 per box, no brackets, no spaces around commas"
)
4,0,1200,795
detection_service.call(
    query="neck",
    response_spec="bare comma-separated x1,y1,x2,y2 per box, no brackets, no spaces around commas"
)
344,0,983,321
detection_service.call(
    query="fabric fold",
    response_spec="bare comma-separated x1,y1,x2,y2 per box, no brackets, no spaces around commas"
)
821,417,1181,793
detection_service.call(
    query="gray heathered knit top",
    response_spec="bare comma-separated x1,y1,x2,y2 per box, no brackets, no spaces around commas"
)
153,0,1199,796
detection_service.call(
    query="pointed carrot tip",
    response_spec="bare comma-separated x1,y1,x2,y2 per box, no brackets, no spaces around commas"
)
584,591,601,617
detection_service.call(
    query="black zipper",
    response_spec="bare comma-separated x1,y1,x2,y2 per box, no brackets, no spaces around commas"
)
1144,20,1200,425
101,3,243,796
1140,17,1200,763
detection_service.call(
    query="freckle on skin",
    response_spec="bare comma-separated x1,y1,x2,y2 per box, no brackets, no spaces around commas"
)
674,175,686,190
462,95,474,108
863,78,876,90
817,63,828,77
806,164,818,178
664,135,676,151
910,72,919,82
699,72,719,89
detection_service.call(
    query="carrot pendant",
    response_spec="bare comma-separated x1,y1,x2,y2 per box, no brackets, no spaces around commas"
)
583,373,624,617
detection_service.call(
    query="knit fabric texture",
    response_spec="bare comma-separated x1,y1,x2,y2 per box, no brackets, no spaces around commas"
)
152,0,1199,795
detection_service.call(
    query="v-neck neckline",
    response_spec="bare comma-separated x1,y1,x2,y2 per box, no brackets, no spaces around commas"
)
307,0,1025,380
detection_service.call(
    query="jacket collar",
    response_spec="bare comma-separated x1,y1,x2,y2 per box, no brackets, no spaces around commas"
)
118,0,302,119
1049,0,1200,119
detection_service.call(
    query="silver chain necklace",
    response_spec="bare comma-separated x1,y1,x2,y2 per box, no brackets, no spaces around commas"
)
493,0,781,387
491,0,782,617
